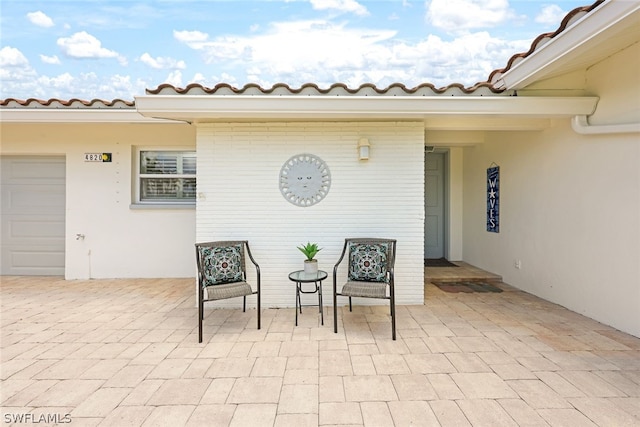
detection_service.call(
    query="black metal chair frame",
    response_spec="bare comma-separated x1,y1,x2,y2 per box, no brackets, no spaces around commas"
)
333,238,397,340
195,240,261,343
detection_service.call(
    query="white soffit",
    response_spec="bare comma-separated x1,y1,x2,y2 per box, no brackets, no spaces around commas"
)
497,1,640,90
134,95,598,125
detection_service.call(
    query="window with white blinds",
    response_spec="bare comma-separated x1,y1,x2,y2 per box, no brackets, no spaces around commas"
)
138,150,196,203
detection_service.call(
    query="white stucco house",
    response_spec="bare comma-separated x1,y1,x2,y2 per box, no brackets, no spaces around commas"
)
1,0,639,337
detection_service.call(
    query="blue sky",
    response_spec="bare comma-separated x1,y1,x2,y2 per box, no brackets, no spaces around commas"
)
0,0,591,100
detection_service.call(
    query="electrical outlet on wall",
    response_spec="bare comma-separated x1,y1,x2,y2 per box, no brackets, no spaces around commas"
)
514,259,522,269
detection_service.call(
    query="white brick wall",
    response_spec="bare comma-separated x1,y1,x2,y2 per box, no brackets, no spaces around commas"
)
196,122,424,308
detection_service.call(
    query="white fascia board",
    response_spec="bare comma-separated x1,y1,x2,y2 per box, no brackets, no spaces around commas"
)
497,1,640,90
424,117,552,131
134,95,598,121
0,109,173,123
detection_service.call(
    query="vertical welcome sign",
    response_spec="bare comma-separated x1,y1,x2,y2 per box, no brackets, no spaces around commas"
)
487,166,500,233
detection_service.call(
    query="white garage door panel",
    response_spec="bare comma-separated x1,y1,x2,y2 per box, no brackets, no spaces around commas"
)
12,250,65,269
11,219,65,239
6,159,66,182
10,190,66,211
1,156,66,276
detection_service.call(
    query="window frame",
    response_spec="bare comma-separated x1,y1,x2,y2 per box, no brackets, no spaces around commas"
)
133,147,196,208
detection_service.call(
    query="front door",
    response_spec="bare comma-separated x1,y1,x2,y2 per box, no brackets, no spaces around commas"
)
424,151,445,259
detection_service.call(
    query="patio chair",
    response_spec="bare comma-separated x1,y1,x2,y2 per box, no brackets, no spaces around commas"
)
333,238,397,340
195,240,261,343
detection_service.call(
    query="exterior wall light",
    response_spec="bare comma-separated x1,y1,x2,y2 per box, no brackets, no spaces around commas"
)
358,138,370,160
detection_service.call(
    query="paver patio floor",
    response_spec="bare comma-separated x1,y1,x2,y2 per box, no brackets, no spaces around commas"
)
1,269,639,426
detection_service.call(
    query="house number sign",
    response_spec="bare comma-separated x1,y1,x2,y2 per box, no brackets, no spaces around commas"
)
84,153,112,162
487,165,500,233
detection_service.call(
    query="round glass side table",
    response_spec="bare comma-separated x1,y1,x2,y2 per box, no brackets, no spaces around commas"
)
288,270,328,326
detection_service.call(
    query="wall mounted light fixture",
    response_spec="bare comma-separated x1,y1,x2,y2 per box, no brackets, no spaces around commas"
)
358,138,370,160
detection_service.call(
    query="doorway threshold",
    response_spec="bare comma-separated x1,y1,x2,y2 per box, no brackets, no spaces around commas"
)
425,261,502,283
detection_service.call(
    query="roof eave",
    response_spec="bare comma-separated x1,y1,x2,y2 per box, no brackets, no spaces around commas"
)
495,1,640,90
134,95,598,123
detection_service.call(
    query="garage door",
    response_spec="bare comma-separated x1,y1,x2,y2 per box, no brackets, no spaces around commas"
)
1,156,66,275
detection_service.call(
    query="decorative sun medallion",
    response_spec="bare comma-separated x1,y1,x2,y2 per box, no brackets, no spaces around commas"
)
279,153,331,207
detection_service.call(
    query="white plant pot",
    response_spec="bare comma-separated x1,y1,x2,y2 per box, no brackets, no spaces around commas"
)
304,260,318,275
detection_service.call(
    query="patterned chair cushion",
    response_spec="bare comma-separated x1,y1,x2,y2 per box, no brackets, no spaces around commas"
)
348,242,390,282
200,244,244,287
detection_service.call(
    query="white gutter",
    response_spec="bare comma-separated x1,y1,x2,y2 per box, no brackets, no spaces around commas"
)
571,115,640,134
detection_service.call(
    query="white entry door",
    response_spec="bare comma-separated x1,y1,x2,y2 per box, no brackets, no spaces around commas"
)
1,156,66,275
424,151,445,259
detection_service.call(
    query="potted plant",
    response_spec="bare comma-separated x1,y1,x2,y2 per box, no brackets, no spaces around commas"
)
297,242,322,274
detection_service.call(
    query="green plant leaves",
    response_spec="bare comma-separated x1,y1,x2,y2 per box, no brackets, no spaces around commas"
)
297,242,322,261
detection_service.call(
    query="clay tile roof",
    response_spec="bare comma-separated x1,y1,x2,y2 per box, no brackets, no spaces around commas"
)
488,0,604,85
144,81,503,96
0,97,135,108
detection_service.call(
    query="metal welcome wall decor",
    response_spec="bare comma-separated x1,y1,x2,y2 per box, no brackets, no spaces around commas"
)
487,165,500,233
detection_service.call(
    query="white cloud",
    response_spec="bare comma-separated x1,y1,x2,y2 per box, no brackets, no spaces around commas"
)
104,74,133,93
0,46,30,67
175,18,526,89
139,53,186,70
407,32,530,85
164,70,183,87
219,72,238,84
0,43,137,100
0,47,38,92
57,31,121,60
179,20,395,67
94,74,147,100
173,30,209,45
427,0,516,32
38,72,76,91
1,71,77,100
27,11,54,28
191,73,206,84
40,54,61,65
0,59,147,100
535,4,566,26
310,0,369,16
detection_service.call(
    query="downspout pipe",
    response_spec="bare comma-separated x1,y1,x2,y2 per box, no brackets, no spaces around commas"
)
572,115,640,135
